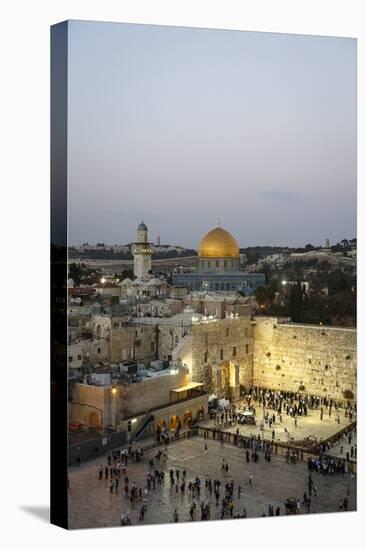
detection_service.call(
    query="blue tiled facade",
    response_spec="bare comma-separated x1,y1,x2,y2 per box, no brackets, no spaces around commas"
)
172,271,265,294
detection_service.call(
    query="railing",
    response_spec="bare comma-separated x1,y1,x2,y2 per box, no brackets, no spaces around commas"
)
194,425,357,473
134,414,154,441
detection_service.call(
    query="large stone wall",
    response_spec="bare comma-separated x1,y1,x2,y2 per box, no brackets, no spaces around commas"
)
188,316,356,402
190,317,254,397
253,318,356,402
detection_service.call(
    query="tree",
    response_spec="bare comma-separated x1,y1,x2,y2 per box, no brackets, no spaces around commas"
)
68,263,83,285
255,285,275,310
285,283,304,322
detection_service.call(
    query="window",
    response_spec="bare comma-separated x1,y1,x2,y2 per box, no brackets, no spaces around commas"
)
151,342,155,352
245,344,249,354
232,346,237,357
97,347,101,354
220,349,224,360
224,260,227,268
204,351,208,362
77,354,82,361
208,261,211,268
226,327,230,337
68,356,73,363
175,335,179,345
245,328,248,337
215,260,219,267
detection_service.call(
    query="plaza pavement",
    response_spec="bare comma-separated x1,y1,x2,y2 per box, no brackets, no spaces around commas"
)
68,437,356,529
200,406,355,447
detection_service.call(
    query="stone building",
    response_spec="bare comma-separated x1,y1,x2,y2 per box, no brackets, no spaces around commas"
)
188,316,255,398
70,366,207,434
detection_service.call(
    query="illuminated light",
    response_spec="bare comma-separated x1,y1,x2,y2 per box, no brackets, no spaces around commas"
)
282,280,287,286
111,387,117,395
170,368,179,375
131,418,137,424
101,277,106,284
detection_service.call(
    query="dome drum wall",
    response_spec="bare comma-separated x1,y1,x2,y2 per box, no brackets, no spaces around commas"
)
198,257,240,272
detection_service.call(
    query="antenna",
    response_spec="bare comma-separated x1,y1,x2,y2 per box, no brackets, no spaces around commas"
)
217,217,221,227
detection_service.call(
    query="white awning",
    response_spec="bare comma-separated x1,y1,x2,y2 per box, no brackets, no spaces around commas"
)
171,382,204,393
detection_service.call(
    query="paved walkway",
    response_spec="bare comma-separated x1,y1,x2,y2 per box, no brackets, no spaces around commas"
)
68,437,356,529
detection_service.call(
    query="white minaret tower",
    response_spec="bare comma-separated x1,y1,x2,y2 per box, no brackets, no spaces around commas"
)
132,221,152,281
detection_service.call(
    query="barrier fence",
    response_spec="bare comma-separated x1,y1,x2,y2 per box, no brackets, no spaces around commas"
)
68,421,356,474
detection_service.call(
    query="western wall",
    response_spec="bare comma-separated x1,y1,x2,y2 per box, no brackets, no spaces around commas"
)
188,316,356,401
252,318,356,402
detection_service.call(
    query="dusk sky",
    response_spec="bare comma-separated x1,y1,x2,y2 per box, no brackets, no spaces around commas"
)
67,20,356,249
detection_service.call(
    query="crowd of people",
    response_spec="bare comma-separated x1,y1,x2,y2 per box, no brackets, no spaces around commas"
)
89,431,355,527
82,385,357,526
93,440,289,525
308,455,355,476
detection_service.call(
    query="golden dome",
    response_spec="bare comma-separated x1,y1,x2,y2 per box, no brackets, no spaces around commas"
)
199,227,240,258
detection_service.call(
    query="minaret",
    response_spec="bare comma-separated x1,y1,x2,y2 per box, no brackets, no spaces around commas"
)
132,221,152,281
